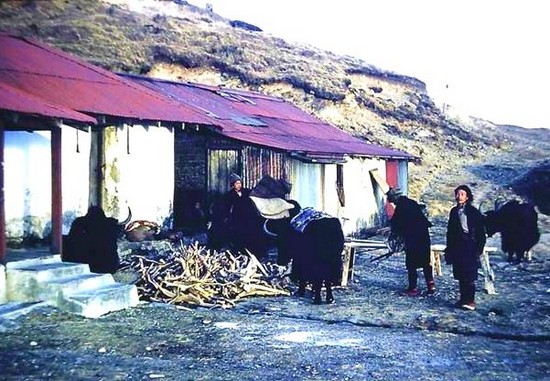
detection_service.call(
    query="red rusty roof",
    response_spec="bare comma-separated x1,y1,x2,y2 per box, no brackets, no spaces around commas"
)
0,82,96,125
124,75,416,160
0,34,213,125
0,34,414,160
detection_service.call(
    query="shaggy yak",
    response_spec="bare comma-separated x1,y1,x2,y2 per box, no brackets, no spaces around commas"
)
63,206,131,273
483,200,540,263
252,175,345,304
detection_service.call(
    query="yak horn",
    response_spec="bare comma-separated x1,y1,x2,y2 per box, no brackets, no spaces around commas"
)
263,220,277,238
478,200,488,214
119,206,132,226
494,197,506,211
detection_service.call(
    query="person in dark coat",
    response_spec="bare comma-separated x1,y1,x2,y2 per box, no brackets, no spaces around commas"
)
386,188,435,296
445,184,486,311
224,173,266,257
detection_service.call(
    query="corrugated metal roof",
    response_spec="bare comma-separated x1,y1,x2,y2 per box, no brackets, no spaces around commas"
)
0,34,214,125
124,75,416,160
0,82,96,124
0,34,414,160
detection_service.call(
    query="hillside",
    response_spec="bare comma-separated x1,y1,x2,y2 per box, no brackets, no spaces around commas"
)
0,0,548,216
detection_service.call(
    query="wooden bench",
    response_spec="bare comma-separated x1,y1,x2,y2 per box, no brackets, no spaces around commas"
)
430,244,498,294
340,240,388,287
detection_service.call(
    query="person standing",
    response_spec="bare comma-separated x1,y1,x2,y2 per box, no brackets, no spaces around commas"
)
386,188,435,296
445,185,486,311
225,172,271,257
225,173,252,253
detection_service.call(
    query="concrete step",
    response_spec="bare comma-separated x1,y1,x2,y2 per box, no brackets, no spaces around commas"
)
6,254,62,270
3,254,140,318
40,273,117,303
9,261,90,281
61,283,140,318
6,261,91,302
0,301,52,320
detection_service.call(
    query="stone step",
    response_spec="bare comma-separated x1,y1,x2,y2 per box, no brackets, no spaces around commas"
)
8,261,90,282
6,261,91,302
61,283,140,319
0,301,52,320
2,254,140,319
6,254,62,270
40,273,116,303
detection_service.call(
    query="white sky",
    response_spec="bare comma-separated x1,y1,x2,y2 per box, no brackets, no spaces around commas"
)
190,0,549,129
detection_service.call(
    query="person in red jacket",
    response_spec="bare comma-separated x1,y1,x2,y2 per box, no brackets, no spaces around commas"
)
386,188,435,296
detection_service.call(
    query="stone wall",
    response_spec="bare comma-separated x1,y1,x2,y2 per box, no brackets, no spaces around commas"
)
174,130,207,190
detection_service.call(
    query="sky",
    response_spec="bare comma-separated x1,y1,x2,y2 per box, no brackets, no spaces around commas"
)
190,0,548,129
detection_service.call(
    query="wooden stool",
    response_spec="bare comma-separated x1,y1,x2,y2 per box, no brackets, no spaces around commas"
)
480,246,498,294
340,243,357,287
339,240,392,286
430,244,446,277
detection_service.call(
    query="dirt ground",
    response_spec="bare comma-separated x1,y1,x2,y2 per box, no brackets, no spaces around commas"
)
1,229,549,381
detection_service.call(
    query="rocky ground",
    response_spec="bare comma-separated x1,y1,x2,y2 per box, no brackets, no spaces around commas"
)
1,219,549,379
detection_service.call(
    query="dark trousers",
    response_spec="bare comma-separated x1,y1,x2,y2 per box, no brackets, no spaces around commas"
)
459,279,476,303
407,266,434,290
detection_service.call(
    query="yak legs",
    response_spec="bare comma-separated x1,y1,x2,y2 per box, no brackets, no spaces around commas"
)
311,280,335,305
295,280,336,304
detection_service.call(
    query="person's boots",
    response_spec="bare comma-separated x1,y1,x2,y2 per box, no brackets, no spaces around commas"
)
312,281,322,304
296,281,307,297
427,280,436,295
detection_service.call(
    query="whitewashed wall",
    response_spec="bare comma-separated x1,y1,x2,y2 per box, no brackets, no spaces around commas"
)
61,126,91,233
323,157,387,237
104,125,174,226
288,157,389,237
4,131,52,240
4,124,174,243
289,160,322,210
4,127,90,239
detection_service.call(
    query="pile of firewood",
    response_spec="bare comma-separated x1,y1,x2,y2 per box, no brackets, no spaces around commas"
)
119,242,291,308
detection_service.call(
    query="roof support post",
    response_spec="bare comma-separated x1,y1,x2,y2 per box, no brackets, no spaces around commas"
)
51,121,62,254
0,121,5,263
89,128,104,208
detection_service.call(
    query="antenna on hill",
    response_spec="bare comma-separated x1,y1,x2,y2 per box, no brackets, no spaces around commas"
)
442,83,449,113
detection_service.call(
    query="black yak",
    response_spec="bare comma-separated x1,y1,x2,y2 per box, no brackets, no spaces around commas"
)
263,201,345,305
483,200,540,263
62,206,131,273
